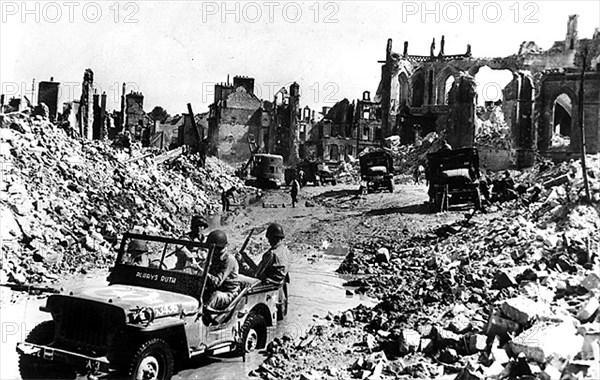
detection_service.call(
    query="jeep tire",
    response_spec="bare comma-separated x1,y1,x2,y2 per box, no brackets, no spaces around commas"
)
238,312,267,354
19,321,76,379
128,339,174,380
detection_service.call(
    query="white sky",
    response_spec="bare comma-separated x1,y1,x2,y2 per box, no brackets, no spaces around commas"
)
1,1,599,115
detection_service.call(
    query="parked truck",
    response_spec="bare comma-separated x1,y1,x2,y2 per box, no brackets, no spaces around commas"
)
359,150,395,193
426,147,482,212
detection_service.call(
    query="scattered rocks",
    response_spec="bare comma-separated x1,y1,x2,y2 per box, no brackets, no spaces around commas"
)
0,111,245,285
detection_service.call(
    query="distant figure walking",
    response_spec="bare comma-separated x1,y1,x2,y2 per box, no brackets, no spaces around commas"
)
413,165,424,185
221,186,237,212
290,177,300,207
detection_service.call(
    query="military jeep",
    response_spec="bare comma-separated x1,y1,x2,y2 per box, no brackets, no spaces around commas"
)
17,233,288,379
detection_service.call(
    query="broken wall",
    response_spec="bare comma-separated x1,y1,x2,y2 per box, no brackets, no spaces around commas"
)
539,71,600,158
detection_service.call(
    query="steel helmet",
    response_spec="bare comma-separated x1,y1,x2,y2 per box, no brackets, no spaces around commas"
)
191,215,208,228
127,239,148,253
266,223,285,239
206,230,228,248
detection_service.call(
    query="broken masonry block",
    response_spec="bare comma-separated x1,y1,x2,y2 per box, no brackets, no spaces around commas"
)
439,348,460,364
580,272,600,291
375,247,390,263
341,310,354,325
449,314,473,335
436,328,461,348
576,296,600,322
510,322,583,363
398,328,420,355
420,338,435,353
454,366,485,380
468,334,488,353
492,270,517,290
500,297,543,325
485,310,521,341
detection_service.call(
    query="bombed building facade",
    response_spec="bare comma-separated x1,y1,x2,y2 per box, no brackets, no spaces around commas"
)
304,92,383,164
206,77,307,165
375,14,600,168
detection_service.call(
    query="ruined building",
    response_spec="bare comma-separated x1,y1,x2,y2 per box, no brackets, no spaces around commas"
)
92,91,109,140
377,14,600,168
207,76,262,162
207,76,304,164
37,77,60,122
78,69,94,139
124,91,146,141
305,91,382,164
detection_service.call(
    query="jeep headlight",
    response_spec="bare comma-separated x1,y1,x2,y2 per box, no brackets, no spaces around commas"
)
128,307,154,324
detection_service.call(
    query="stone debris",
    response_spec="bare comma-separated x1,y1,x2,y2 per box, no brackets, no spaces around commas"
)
0,112,244,285
256,154,600,379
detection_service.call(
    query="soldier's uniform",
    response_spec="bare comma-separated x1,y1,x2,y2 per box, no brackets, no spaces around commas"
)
205,252,240,309
255,241,288,284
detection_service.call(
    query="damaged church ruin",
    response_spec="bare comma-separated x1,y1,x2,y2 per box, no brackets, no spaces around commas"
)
375,14,600,168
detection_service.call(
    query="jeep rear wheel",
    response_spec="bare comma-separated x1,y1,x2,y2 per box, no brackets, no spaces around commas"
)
128,339,173,380
19,321,76,379
238,312,266,354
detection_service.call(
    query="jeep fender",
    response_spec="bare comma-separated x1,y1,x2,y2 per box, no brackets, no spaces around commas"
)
121,319,190,360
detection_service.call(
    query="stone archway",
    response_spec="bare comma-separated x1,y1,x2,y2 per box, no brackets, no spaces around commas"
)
435,65,459,105
539,86,578,151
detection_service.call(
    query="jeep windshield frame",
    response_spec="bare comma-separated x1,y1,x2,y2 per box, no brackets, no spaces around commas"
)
108,232,217,300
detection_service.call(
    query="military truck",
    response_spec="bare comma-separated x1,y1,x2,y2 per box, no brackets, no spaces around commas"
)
246,153,285,189
296,160,337,186
359,150,395,193
426,147,482,212
17,233,288,380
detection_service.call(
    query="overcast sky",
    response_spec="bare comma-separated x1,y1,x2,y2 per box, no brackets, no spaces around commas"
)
1,1,599,115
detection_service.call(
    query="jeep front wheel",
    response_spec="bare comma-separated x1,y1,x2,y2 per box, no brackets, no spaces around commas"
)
239,312,267,354
128,339,173,380
19,321,76,379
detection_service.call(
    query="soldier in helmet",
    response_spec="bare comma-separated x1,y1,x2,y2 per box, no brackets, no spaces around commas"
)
240,223,288,285
125,239,150,267
172,215,210,272
203,230,240,310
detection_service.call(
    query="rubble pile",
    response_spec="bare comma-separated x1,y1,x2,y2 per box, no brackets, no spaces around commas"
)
258,161,599,379
475,106,513,150
393,132,441,174
517,154,600,204
0,112,243,284
551,133,571,149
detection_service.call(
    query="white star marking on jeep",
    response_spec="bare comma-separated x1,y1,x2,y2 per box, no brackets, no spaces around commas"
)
82,287,163,304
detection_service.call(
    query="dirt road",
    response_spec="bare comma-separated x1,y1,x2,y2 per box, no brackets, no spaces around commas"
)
1,182,453,379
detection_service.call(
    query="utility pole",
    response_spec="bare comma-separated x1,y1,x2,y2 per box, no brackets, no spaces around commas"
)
577,45,591,202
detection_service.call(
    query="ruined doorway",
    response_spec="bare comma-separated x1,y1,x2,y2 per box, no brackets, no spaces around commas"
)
444,76,455,104
411,70,425,107
551,93,572,148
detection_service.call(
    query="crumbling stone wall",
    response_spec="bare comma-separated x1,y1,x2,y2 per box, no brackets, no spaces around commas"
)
538,71,600,156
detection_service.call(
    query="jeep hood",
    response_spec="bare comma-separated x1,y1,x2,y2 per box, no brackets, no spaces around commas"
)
66,284,199,316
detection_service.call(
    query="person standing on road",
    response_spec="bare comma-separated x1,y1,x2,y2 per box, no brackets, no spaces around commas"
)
221,186,237,212
290,177,300,207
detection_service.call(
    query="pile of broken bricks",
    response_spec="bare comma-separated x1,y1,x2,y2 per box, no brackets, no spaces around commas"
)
0,111,244,287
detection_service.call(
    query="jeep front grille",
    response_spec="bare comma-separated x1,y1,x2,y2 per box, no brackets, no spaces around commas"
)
51,297,124,354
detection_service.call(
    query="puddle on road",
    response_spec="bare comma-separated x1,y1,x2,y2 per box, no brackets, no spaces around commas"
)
177,248,376,380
